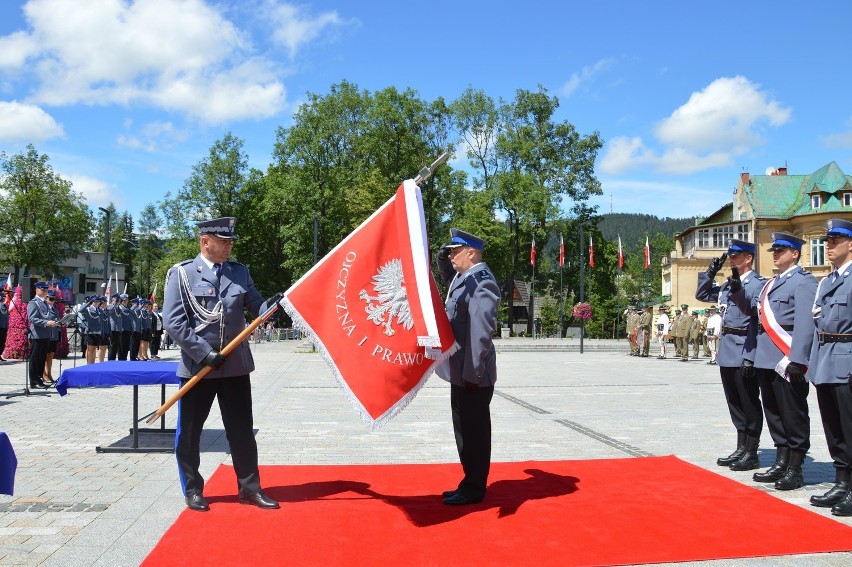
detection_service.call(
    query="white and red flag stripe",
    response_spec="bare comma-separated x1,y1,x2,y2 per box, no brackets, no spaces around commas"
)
282,180,457,429
618,236,624,269
644,237,651,269
589,236,595,268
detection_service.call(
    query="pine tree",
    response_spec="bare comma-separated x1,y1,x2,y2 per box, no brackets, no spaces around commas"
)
4,286,30,360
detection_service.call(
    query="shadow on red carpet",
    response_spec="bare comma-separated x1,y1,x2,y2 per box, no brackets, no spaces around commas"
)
144,456,852,566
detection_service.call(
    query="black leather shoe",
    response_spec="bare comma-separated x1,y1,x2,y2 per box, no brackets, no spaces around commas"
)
811,483,850,507
831,490,852,516
185,494,209,512
443,493,483,506
239,490,280,509
30,382,47,390
442,490,457,498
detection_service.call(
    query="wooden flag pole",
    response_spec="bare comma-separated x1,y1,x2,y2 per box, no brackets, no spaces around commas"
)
143,301,281,424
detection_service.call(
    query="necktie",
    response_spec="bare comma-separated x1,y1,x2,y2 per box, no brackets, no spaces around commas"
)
832,270,838,283
213,263,222,280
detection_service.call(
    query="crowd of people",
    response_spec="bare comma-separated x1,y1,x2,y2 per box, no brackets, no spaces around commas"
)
625,303,722,363
24,288,168,389
626,218,852,517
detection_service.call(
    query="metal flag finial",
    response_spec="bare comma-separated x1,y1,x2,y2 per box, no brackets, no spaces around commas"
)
413,152,450,185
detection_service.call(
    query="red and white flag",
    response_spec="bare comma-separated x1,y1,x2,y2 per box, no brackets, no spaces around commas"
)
149,282,157,303
104,274,112,301
530,235,537,268
282,180,457,429
588,236,595,269
559,234,565,268
644,236,651,270
617,236,624,269
3,274,12,308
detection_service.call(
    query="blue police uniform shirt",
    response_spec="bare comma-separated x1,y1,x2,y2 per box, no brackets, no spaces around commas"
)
436,257,500,386
807,259,852,385
162,254,267,379
696,269,765,367
750,265,817,370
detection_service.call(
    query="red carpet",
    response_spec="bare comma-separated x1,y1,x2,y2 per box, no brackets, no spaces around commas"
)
144,456,852,566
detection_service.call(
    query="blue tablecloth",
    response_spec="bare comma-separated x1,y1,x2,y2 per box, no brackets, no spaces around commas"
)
56,361,180,396
1,432,16,495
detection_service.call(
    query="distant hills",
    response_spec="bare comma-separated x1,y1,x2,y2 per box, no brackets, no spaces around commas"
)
598,213,699,245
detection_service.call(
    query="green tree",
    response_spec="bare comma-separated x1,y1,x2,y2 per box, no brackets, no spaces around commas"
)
491,87,603,333
0,145,93,280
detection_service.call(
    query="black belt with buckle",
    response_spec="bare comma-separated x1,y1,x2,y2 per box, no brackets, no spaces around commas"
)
722,326,748,337
818,333,852,344
757,323,794,334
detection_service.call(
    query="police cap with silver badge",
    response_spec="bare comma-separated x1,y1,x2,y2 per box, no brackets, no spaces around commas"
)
820,218,852,241
726,238,756,255
197,217,238,240
767,232,805,252
34,281,49,290
442,228,486,250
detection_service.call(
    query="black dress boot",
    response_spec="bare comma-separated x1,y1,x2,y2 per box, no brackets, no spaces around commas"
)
753,446,790,483
831,488,852,516
730,436,760,471
774,450,805,491
810,469,850,508
717,431,746,467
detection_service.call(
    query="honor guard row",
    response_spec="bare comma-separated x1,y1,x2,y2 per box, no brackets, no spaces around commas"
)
695,218,852,516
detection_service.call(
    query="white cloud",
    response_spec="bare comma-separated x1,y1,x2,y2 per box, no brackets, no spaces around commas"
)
66,173,121,208
117,121,189,152
593,177,728,218
0,31,39,69
261,1,346,57
0,0,348,124
654,76,790,153
597,136,655,174
599,76,791,175
0,100,64,143
559,58,616,97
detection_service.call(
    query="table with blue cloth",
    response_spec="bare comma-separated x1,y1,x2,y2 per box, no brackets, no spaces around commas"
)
1,432,16,495
57,361,180,453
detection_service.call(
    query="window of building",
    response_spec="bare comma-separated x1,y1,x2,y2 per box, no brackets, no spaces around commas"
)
736,223,750,241
697,229,709,248
810,238,826,267
86,282,98,293
712,226,734,247
811,194,821,209
844,192,851,207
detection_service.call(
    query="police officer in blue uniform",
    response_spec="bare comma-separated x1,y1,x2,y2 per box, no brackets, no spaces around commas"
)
807,219,852,516
120,294,133,360
81,295,102,365
27,282,59,389
163,217,280,512
436,228,500,506
696,239,766,471
98,297,110,362
107,295,122,360
737,233,816,490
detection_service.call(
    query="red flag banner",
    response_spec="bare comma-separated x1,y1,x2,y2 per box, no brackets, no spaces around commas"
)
589,236,595,268
618,236,624,270
644,236,651,270
282,180,457,429
559,234,565,268
530,236,537,267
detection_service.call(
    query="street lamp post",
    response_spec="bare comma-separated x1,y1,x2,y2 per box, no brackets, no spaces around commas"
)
98,207,110,293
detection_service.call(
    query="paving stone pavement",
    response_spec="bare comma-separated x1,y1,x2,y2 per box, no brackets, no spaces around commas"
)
1,338,851,566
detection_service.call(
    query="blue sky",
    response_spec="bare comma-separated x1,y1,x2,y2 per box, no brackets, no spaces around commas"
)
1,0,851,223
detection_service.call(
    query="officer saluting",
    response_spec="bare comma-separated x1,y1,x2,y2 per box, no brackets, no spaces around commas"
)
696,239,766,471
741,233,816,491
807,219,852,516
163,217,280,512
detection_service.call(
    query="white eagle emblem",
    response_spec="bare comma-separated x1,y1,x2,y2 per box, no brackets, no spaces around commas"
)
359,259,414,337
